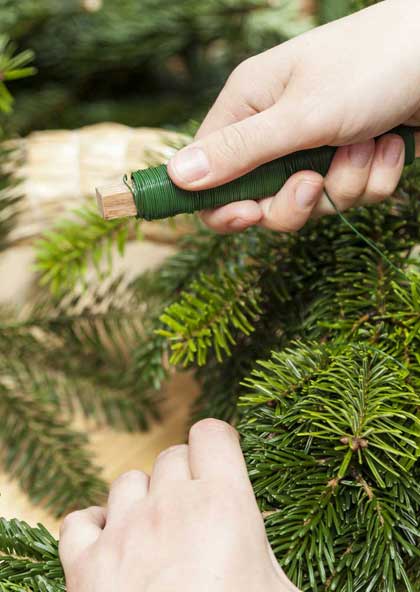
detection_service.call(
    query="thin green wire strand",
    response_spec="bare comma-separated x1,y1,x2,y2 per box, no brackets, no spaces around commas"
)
322,188,406,278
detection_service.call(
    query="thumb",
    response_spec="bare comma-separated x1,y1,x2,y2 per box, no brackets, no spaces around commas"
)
167,97,317,190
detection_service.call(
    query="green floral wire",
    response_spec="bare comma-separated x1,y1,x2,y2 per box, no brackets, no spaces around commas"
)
129,125,415,278
322,187,406,278
129,125,415,222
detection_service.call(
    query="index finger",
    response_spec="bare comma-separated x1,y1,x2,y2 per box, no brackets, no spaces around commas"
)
196,48,292,140
188,419,253,491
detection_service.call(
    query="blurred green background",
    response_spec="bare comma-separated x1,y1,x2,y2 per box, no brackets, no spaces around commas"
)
0,0,359,136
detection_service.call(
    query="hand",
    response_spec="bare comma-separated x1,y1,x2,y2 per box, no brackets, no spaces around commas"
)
59,419,298,592
168,0,420,233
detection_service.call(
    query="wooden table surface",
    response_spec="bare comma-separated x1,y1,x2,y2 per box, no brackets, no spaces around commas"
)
0,236,200,537
0,371,198,537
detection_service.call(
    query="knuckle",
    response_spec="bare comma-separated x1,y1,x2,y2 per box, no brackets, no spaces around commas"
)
218,124,250,160
227,58,253,87
333,187,361,205
366,179,398,203
60,510,83,534
157,444,188,461
190,418,236,438
113,469,147,487
275,220,305,233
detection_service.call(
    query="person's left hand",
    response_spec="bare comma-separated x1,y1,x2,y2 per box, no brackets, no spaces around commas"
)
59,419,299,592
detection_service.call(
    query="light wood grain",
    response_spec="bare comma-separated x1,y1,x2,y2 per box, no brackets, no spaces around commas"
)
0,236,198,539
97,184,137,220
0,373,198,538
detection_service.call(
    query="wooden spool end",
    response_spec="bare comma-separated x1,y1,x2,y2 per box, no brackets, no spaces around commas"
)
97,134,420,220
96,184,137,220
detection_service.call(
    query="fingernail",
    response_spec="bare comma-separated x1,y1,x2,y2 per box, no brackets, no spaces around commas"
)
383,136,404,167
348,142,373,168
229,218,250,231
295,180,320,209
170,146,210,183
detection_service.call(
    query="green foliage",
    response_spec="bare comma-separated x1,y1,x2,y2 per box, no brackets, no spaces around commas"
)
318,0,352,23
0,35,35,115
0,34,34,249
151,173,420,590
318,0,379,23
0,0,312,134
35,206,135,295
1,2,419,591
0,380,107,516
0,279,162,516
239,343,420,592
158,268,262,366
0,518,64,591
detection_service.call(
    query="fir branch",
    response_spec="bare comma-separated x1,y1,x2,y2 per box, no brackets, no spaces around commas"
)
132,227,254,304
239,343,420,592
158,267,262,366
0,276,161,432
0,518,64,592
192,355,243,424
0,139,21,252
0,36,35,115
0,380,107,517
34,206,136,295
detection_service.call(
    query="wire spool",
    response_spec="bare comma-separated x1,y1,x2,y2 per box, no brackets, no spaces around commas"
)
129,126,416,221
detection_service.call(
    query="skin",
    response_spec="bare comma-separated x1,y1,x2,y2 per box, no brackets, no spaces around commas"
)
59,419,299,592
167,0,420,233
61,2,420,590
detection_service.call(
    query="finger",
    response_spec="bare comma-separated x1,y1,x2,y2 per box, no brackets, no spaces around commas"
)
106,470,149,528
149,444,192,493
195,67,259,141
200,200,262,234
188,419,252,491
360,134,405,205
59,506,106,567
167,94,315,191
313,140,375,216
267,545,301,592
196,50,293,140
258,171,324,232
404,109,420,126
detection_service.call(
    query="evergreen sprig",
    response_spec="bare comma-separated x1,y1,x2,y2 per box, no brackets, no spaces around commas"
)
0,35,35,114
0,381,107,517
239,343,420,592
158,267,262,366
0,518,64,592
35,206,135,295
0,140,21,252
0,276,161,515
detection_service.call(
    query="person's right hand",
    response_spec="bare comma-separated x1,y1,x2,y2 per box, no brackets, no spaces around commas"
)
59,419,299,592
168,0,420,233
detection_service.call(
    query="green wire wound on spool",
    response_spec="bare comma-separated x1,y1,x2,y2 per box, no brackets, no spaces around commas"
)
130,126,416,221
